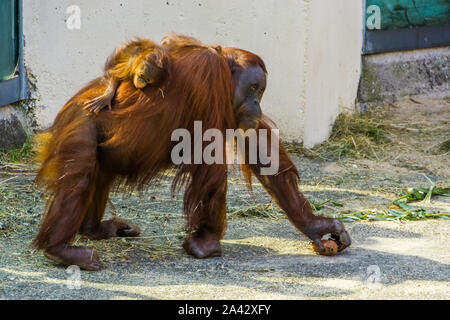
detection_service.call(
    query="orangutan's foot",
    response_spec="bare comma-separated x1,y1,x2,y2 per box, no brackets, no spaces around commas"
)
44,245,103,271
83,95,112,114
81,218,141,240
183,232,222,258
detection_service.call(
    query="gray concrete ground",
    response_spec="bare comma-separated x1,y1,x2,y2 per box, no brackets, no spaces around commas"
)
0,96,449,300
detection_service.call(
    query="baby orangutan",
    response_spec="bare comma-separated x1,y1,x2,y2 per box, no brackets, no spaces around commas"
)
83,38,170,114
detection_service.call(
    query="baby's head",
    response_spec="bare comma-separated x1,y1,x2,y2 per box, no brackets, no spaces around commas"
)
132,49,169,89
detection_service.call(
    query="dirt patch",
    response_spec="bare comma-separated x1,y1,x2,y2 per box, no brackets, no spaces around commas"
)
290,95,450,181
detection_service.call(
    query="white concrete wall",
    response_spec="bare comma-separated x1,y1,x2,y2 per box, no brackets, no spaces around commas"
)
303,0,363,147
22,0,362,147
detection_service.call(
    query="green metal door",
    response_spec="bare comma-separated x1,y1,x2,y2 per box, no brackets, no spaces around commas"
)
0,0,19,81
0,0,28,106
366,0,450,30
363,0,450,54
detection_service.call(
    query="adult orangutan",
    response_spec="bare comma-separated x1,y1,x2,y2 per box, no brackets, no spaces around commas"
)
33,34,351,270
